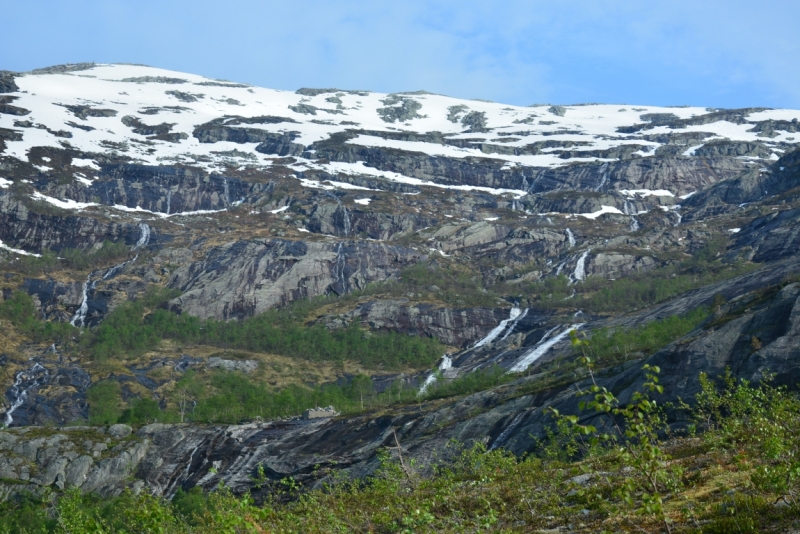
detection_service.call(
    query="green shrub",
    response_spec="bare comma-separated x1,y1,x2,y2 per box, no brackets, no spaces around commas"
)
87,381,123,425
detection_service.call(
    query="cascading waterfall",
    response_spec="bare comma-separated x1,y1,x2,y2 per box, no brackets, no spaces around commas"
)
3,362,49,426
674,208,683,227
489,411,526,451
570,249,591,283
473,307,524,349
223,178,230,206
331,241,348,294
595,163,609,191
566,228,576,248
500,308,528,341
103,222,151,280
508,324,584,373
165,190,172,215
70,274,94,327
134,222,150,250
326,191,351,237
418,355,453,395
622,200,641,231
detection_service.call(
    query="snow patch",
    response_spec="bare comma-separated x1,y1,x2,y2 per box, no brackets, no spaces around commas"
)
0,239,41,257
576,205,623,219
71,158,101,170
619,189,674,198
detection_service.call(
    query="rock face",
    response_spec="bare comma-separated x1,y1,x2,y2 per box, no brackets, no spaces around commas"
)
168,239,425,319
2,63,800,501
323,299,508,347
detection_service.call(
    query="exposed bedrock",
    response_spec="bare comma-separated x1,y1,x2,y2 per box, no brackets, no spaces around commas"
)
682,148,800,220
307,132,753,194
305,200,435,240
35,164,270,214
0,193,142,252
320,299,508,347
167,239,425,320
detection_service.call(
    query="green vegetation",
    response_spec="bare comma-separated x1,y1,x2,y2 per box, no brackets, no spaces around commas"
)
82,287,442,369
86,381,123,425
584,306,709,366
511,239,754,313
5,240,131,276
86,369,423,426
6,369,800,532
0,290,74,343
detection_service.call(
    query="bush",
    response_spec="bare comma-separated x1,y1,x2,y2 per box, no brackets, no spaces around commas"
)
87,381,123,425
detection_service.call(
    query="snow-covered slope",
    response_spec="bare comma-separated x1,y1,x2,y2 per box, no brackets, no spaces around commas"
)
3,63,798,199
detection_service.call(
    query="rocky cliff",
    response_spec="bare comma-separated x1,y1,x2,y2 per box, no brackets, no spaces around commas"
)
1,63,800,501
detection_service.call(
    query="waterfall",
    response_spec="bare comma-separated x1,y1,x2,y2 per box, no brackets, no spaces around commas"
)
133,222,150,250
223,178,230,206
3,362,49,427
630,217,640,232
489,411,526,451
166,190,172,215
473,307,524,349
70,274,94,327
508,324,584,373
595,163,608,191
566,228,576,248
326,191,351,237
674,209,682,227
500,308,528,341
331,241,348,294
418,355,454,395
570,249,591,283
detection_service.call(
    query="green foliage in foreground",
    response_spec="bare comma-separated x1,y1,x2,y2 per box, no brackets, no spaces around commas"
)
82,288,442,370
6,370,800,533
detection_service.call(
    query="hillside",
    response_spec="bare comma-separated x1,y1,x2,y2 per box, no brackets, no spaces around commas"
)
1,62,800,529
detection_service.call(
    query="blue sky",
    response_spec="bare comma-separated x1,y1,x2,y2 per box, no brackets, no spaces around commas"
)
3,1,799,108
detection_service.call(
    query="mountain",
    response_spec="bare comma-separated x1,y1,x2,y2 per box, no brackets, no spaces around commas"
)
0,62,800,500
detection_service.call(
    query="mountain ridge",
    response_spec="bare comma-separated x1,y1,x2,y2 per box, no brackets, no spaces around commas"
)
0,62,799,504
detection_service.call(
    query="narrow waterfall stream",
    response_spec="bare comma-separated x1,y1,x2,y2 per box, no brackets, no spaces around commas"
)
508,324,584,373
3,362,49,427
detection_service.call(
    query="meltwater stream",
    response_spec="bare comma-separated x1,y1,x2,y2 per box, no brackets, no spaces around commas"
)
3,362,49,427
418,355,453,395
71,223,152,327
473,307,525,349
508,324,584,373
570,249,591,283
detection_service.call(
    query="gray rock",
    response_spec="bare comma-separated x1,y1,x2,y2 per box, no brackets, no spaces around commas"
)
108,424,132,439
65,455,93,487
302,406,339,420
206,357,258,374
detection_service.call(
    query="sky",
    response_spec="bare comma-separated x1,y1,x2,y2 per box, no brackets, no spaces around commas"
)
2,0,799,109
